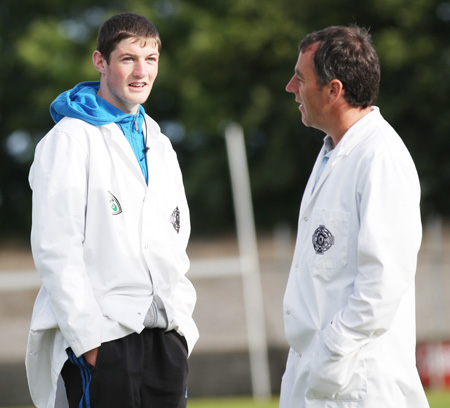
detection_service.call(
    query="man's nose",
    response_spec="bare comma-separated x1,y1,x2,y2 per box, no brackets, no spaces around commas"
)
133,61,146,76
286,76,295,93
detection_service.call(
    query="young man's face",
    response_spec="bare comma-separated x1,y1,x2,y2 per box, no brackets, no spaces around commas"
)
93,37,160,114
285,43,329,131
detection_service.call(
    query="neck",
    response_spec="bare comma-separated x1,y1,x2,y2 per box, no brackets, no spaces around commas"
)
327,106,372,146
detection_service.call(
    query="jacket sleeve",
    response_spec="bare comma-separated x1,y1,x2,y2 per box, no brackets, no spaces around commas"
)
30,127,103,357
169,151,199,354
306,154,422,398
172,271,199,355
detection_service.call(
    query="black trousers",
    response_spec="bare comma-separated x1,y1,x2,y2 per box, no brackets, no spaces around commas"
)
61,329,189,408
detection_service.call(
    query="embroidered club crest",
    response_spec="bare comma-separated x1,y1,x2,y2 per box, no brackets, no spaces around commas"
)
171,206,180,233
312,225,334,254
108,191,122,215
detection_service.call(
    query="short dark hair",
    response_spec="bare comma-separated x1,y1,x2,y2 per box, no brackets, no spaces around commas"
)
299,25,380,109
96,12,161,63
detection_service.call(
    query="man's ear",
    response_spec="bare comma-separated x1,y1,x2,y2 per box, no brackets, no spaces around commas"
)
328,79,344,104
92,50,106,74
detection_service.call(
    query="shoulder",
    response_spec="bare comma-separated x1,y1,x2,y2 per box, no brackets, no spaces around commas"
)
53,116,101,135
35,118,107,161
353,109,416,171
45,117,109,144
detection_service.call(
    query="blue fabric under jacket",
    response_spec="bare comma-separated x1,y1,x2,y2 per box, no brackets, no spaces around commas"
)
50,81,148,184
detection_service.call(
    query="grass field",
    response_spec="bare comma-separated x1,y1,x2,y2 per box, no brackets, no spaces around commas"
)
187,391,450,407
191,391,448,407
189,397,278,407
3,391,450,408
189,391,450,408
424,390,450,408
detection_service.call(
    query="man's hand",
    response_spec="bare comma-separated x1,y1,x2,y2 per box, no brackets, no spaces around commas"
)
84,347,99,367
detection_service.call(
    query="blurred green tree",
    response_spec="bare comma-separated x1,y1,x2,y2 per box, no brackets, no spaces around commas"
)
0,0,449,241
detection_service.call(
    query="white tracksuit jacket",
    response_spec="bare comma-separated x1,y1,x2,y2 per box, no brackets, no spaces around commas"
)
26,114,199,408
280,107,429,408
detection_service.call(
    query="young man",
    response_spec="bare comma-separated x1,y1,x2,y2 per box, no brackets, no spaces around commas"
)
280,26,429,407
26,13,198,408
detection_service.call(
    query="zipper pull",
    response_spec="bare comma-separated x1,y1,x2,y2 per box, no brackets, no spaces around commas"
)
135,115,138,131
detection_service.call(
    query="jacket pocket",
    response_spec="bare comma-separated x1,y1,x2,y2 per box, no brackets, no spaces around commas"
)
306,339,367,401
307,209,349,269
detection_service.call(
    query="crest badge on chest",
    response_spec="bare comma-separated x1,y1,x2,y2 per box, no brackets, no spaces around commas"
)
312,224,335,254
171,206,181,234
108,191,122,215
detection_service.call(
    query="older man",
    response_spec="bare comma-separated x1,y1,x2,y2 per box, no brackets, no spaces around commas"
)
280,25,429,408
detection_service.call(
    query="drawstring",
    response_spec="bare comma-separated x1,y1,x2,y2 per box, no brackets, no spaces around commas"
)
67,348,93,408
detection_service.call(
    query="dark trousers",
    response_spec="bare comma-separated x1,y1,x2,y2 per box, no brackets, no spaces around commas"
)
61,329,189,408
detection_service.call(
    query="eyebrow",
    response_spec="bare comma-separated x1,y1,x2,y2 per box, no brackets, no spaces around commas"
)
295,69,304,79
118,51,160,58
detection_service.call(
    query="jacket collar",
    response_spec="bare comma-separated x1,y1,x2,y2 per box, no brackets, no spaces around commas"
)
104,114,163,189
300,106,380,213
334,106,380,158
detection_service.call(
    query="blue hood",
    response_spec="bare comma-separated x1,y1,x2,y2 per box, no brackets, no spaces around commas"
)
50,81,149,184
50,81,145,129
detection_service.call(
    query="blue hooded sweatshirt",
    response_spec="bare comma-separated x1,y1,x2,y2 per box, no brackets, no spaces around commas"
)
50,81,149,184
